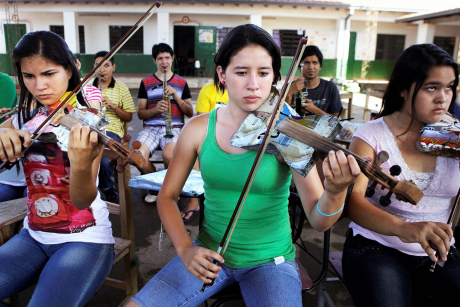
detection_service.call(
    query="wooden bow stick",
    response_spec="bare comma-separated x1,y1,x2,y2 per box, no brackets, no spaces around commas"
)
0,1,162,171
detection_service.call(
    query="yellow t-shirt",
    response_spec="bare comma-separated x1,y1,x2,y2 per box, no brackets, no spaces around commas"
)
195,82,228,113
94,78,137,138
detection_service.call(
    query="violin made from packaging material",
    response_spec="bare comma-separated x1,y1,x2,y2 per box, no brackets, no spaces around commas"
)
0,106,18,122
0,1,161,172
58,108,145,172
276,117,423,205
418,112,460,158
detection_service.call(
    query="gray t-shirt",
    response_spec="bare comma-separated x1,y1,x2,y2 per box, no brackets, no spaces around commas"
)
292,78,342,115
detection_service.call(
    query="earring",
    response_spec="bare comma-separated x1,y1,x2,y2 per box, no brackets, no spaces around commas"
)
221,80,226,86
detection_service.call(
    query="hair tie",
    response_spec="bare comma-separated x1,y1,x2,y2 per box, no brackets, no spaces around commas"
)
317,201,344,217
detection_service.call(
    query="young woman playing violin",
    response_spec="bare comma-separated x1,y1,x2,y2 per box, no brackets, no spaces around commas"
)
343,44,460,307
127,24,360,307
0,31,114,306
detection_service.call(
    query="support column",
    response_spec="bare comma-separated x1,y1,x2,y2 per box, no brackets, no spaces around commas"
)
335,18,346,79
249,14,262,27
157,12,170,44
341,16,351,80
416,23,435,44
63,11,78,53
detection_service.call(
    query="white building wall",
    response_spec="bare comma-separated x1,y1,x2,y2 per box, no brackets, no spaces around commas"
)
351,21,419,60
0,11,63,53
263,18,339,59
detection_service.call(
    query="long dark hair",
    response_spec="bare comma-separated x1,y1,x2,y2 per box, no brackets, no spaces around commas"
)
379,44,459,135
12,30,85,128
213,24,281,93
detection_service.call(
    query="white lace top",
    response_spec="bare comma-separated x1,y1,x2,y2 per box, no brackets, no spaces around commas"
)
349,118,460,256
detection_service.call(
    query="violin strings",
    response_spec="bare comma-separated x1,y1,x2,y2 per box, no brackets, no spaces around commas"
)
280,122,390,183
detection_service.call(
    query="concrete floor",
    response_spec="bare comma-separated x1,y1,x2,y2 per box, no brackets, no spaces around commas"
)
16,87,371,307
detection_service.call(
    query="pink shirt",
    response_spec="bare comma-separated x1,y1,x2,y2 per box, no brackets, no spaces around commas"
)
349,118,460,256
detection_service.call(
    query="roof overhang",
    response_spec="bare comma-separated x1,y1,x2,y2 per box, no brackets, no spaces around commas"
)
19,0,350,9
396,7,460,24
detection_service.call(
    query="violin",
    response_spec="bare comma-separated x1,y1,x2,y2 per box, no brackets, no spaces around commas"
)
58,108,144,172
418,112,460,158
0,106,18,122
276,117,423,205
0,1,161,173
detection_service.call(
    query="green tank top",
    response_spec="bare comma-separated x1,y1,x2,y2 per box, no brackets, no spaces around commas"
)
197,108,295,268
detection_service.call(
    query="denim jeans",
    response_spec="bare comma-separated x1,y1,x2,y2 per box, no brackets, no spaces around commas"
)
133,243,301,307
98,131,122,190
0,183,27,202
342,231,460,307
0,229,114,307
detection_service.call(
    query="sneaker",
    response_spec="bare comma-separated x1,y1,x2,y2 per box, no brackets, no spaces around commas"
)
104,187,119,203
144,192,157,204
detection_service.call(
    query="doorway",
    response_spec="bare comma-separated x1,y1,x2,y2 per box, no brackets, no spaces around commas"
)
174,26,195,76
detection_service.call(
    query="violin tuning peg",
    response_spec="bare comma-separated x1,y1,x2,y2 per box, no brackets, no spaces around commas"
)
122,134,132,143
365,181,378,198
379,190,393,207
132,140,142,150
108,158,118,167
389,165,402,176
365,186,375,198
116,161,129,173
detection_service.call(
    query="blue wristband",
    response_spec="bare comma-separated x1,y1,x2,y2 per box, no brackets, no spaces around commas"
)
316,201,344,217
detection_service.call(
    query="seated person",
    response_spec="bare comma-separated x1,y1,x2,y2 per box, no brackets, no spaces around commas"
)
92,51,137,202
136,43,193,203
195,82,228,115
0,72,17,109
0,30,113,306
343,44,460,307
285,45,342,116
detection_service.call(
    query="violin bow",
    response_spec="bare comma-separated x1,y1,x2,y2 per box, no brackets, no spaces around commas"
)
202,36,309,291
0,1,162,171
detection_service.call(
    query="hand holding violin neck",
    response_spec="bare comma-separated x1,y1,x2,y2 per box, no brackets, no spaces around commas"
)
276,117,423,205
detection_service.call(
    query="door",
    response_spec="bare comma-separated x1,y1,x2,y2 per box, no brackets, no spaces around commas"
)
194,26,217,77
3,24,26,75
346,31,357,80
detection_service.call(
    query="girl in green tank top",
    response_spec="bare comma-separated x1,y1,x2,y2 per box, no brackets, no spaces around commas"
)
128,24,360,307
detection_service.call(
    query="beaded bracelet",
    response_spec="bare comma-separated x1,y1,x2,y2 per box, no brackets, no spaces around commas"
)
316,201,345,217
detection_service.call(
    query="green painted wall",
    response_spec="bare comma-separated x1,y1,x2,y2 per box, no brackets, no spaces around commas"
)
351,60,396,80
76,54,156,74
0,53,395,80
0,54,13,75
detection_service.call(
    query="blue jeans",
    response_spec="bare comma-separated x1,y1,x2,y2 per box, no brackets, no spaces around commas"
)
133,243,301,307
342,231,460,307
98,131,122,190
0,228,114,307
0,183,27,202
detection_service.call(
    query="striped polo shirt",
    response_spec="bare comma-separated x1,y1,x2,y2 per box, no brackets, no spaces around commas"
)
138,73,191,127
92,77,136,138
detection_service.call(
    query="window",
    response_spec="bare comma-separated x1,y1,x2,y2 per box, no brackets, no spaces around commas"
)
50,25,64,40
434,36,455,57
109,26,143,54
278,30,303,56
216,27,232,51
375,34,405,61
79,25,85,54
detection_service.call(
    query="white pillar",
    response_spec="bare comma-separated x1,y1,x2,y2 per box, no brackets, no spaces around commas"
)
416,23,435,44
341,17,351,80
335,18,346,79
157,12,170,44
63,11,78,53
250,14,262,27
